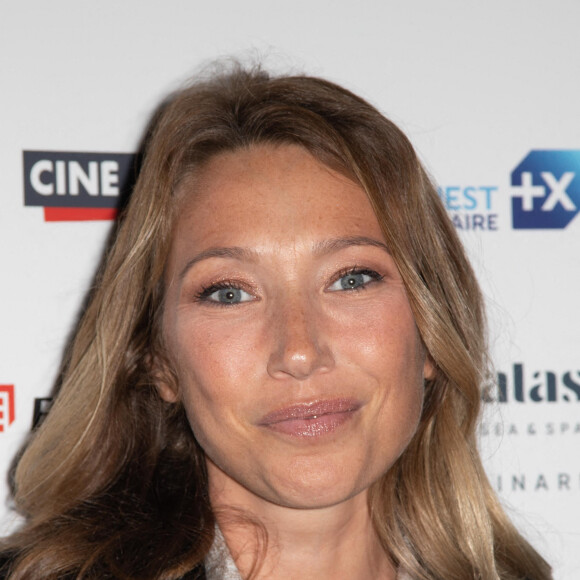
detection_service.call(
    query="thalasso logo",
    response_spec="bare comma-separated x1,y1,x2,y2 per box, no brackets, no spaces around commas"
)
510,150,580,229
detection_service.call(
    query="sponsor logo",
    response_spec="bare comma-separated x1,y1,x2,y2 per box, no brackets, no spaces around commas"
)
511,150,580,229
32,397,53,430
438,185,499,231
483,364,580,403
480,421,580,437
491,472,580,493
0,385,15,432
23,151,137,221
441,149,580,231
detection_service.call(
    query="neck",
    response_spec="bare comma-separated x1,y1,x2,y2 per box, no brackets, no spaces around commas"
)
211,485,396,580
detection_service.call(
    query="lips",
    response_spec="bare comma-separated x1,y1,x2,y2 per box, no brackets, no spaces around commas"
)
258,398,361,437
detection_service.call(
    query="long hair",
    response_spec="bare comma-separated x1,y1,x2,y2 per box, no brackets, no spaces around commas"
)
2,64,551,580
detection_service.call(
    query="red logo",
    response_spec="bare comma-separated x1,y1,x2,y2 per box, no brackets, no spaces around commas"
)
0,384,15,432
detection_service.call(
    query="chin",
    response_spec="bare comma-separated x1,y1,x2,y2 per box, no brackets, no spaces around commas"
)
262,458,376,510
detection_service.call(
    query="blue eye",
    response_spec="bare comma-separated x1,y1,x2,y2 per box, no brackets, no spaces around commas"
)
198,284,254,305
328,269,381,292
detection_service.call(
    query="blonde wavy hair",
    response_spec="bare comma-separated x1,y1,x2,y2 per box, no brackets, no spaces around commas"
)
2,65,551,580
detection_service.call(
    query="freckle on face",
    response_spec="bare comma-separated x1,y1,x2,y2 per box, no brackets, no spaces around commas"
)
161,144,431,511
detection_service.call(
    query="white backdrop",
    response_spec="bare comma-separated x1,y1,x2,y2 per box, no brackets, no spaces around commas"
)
1,1,578,578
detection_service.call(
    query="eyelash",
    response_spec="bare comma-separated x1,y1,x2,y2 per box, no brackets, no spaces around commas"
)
195,280,249,303
193,266,384,306
329,267,384,291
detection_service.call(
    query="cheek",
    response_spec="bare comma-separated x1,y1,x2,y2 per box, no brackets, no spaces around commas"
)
340,300,426,443
169,317,262,430
336,296,426,379
379,375,424,439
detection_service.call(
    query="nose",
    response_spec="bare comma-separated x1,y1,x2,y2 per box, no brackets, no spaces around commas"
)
266,295,334,381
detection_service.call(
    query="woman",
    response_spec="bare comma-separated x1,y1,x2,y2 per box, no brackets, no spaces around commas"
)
1,65,551,579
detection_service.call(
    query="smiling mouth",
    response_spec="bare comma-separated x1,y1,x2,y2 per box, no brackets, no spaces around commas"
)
258,399,361,437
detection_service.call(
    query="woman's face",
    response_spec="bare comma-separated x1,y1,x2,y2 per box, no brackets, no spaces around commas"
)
161,144,433,511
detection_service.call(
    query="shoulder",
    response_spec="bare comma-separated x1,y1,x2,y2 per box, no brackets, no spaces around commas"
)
0,553,207,579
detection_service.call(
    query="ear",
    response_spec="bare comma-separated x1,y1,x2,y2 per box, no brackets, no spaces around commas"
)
423,354,436,381
156,380,179,403
147,352,179,403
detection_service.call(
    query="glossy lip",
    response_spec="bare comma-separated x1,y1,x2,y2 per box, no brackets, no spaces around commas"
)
258,398,362,438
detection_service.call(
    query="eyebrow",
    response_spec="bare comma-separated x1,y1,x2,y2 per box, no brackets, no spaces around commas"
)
312,235,390,257
179,246,258,280
178,235,390,281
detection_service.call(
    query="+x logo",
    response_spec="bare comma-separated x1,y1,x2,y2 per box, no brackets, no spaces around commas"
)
510,150,580,229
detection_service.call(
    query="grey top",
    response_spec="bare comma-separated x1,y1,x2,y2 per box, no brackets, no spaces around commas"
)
204,527,243,580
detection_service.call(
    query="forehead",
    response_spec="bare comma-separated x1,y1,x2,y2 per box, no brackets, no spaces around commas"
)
172,144,384,249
